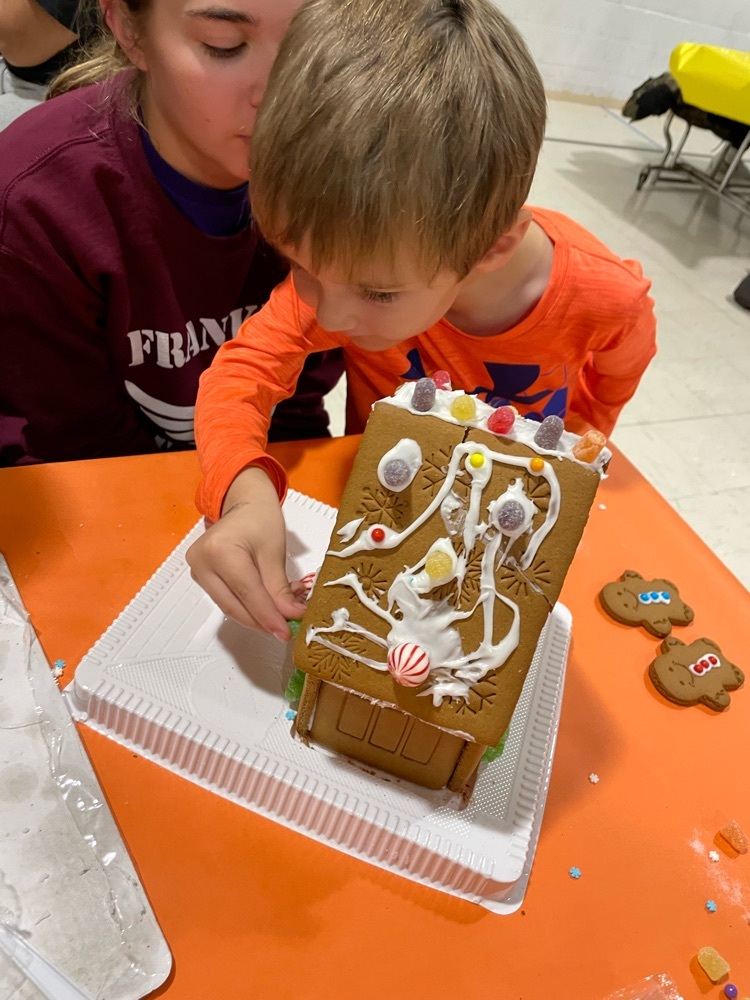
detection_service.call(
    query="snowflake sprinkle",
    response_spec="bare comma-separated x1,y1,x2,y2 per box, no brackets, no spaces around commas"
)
705,900,717,913
708,850,720,863
588,773,600,784
569,867,582,880
52,659,66,678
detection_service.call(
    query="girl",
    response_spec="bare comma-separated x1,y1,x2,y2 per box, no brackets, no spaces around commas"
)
0,0,340,464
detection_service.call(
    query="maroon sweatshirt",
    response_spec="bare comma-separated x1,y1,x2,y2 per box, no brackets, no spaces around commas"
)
0,75,336,465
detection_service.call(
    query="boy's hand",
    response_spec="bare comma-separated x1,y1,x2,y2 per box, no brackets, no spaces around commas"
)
186,467,307,640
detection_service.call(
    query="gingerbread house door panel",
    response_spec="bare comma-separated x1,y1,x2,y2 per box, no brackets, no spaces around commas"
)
309,682,466,789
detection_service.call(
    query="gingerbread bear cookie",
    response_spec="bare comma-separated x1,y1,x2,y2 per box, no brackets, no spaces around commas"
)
599,570,694,637
649,636,744,712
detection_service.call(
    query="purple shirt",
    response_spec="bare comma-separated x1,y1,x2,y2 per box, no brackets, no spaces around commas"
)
140,126,250,238
0,74,304,464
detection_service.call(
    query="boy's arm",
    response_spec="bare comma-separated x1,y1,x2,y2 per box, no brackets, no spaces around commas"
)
194,276,342,521
189,278,342,637
568,282,657,437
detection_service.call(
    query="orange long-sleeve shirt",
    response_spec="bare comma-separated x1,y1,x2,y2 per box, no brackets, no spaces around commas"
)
195,207,656,521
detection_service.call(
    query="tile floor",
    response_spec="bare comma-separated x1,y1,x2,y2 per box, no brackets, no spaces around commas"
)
323,98,750,589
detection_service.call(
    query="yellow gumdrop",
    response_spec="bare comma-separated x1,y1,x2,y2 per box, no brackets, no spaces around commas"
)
450,394,476,422
530,456,545,473
425,551,453,580
469,452,484,468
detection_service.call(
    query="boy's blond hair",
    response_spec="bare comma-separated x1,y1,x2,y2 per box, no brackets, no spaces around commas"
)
250,0,546,279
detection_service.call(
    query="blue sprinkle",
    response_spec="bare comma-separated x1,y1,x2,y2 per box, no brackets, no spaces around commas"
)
569,867,581,880
705,899,717,912
284,709,297,721
53,659,66,669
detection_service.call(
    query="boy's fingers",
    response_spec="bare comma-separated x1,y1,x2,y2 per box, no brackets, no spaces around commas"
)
211,547,291,639
258,562,308,624
203,573,267,634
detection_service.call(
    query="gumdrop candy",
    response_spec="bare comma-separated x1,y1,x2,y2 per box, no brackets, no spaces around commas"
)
288,619,302,639
383,458,411,489
284,667,306,702
697,946,730,983
572,429,606,463
425,550,454,580
387,642,430,686
534,414,564,450
487,405,515,435
432,370,452,390
719,819,749,854
450,394,477,422
496,500,525,533
411,377,436,412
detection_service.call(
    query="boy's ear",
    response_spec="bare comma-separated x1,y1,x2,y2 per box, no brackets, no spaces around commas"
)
473,209,533,273
104,0,148,71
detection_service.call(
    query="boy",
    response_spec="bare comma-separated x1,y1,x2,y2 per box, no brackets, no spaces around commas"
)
187,0,656,639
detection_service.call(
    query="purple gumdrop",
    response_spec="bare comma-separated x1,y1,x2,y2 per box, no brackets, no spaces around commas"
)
383,459,411,489
496,500,525,533
534,414,564,450
412,377,436,412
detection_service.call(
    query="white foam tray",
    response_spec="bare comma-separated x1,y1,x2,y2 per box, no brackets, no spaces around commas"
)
66,491,570,914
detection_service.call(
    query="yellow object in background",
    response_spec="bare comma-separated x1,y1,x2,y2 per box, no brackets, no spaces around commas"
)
670,43,750,126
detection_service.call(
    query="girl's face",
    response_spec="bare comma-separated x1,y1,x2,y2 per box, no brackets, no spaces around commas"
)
132,0,302,188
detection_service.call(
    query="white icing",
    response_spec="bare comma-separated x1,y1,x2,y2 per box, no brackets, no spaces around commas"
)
440,492,466,536
385,381,611,475
337,517,364,543
377,438,422,492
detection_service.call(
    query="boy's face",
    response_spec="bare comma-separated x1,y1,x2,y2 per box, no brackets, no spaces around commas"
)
282,244,466,351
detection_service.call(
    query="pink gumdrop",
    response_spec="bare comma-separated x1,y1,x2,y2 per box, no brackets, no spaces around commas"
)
387,642,430,687
432,370,452,390
487,405,515,435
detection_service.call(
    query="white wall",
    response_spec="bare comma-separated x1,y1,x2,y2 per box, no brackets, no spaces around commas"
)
495,0,750,102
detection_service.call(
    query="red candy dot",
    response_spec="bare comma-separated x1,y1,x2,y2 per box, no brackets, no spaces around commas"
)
487,405,515,435
708,655,718,665
432,370,452,390
371,527,386,543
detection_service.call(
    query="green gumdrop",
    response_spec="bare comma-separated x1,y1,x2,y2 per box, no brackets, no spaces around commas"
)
482,726,510,763
284,668,306,703
288,619,302,639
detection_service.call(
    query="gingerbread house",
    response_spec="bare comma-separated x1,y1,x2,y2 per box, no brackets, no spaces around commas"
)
293,381,607,794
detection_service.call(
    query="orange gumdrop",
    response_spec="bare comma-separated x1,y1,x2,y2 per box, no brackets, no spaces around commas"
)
719,819,749,854
572,429,606,463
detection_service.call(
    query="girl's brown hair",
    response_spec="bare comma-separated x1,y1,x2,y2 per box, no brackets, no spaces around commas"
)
47,0,148,100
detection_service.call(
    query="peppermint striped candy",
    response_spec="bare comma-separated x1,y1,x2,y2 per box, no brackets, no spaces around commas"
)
387,642,430,687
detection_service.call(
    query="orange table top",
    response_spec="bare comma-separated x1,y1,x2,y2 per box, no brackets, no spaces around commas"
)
1,438,748,1000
